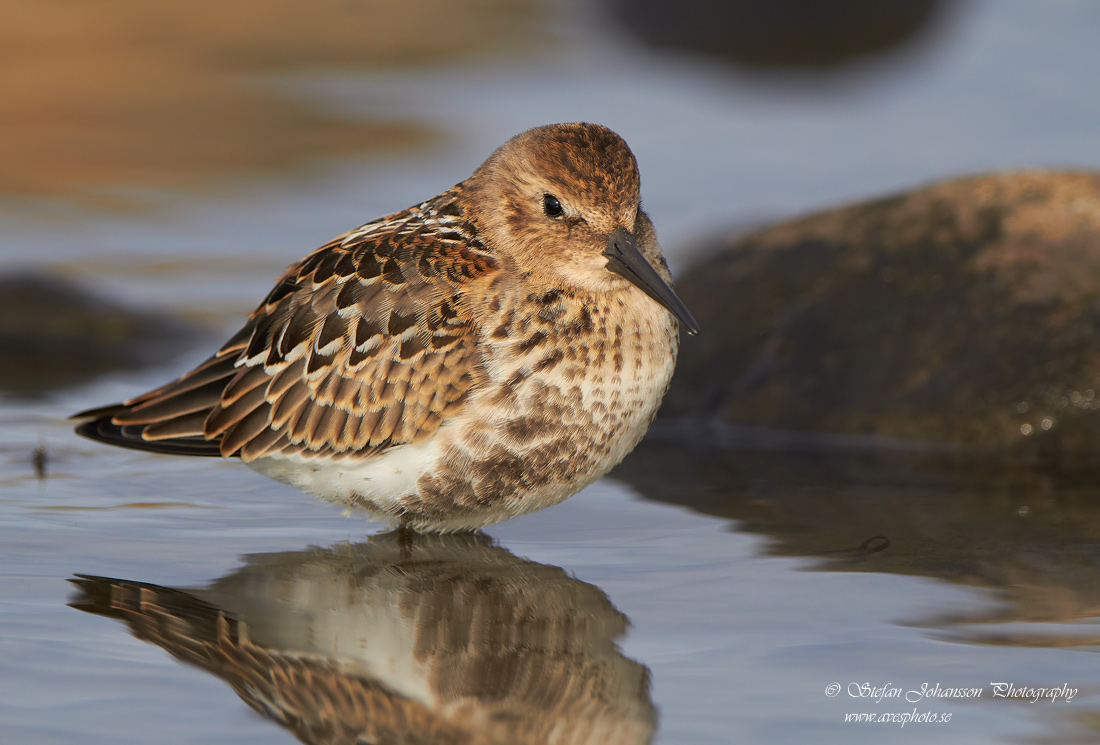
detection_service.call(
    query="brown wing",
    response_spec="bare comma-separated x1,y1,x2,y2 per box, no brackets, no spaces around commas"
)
75,200,499,461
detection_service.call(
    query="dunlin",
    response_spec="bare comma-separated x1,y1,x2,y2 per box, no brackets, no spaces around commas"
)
74,122,698,531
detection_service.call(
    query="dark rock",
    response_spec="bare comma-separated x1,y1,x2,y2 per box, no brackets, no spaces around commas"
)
665,171,1100,462
0,273,204,397
605,0,950,70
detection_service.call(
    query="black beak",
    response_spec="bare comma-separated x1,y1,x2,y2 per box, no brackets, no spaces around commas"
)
603,227,700,336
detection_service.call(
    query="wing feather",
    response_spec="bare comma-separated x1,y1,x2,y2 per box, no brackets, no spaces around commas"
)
271,381,311,428
220,404,275,456
267,358,306,401
73,192,498,462
238,428,288,461
142,410,211,440
204,377,269,438
119,378,231,423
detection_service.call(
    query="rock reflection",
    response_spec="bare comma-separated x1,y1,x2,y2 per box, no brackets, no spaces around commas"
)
69,531,655,745
617,436,1100,648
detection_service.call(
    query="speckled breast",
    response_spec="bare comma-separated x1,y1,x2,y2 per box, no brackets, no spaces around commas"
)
409,287,680,529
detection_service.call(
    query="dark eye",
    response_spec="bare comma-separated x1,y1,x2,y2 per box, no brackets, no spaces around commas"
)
542,194,564,218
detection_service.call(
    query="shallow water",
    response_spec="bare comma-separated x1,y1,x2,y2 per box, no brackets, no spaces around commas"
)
5,406,1100,743
4,1,1100,743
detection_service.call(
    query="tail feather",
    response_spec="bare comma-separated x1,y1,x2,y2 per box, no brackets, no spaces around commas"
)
74,412,225,457
71,350,243,458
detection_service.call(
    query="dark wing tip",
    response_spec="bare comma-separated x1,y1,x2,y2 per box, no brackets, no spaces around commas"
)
67,574,127,617
73,412,224,457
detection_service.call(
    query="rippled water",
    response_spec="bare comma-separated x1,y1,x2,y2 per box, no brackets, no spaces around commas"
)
4,1,1100,743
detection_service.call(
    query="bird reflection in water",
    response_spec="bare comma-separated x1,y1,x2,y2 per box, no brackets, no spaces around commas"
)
69,531,656,745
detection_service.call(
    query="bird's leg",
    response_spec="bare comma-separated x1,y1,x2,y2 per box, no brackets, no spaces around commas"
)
394,520,415,556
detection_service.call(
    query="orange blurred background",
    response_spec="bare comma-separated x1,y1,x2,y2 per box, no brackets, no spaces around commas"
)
0,0,537,197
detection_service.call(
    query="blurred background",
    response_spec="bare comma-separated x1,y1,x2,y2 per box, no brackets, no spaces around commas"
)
5,0,1100,397
5,2,1100,744
4,0,1100,396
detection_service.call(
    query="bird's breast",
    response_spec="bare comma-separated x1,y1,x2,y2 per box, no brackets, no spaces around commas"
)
473,287,679,468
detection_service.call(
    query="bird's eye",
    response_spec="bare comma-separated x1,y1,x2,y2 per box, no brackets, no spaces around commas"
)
542,194,564,218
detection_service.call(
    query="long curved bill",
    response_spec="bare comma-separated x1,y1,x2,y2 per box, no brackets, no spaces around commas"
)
604,227,700,335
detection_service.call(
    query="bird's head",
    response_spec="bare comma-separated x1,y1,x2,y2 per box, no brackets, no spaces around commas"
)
465,122,698,335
